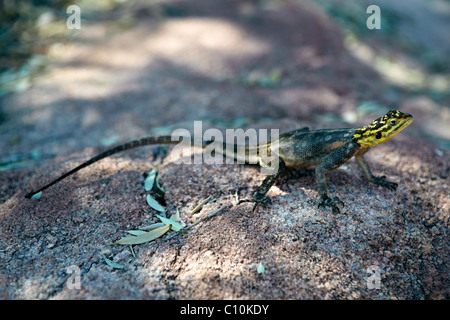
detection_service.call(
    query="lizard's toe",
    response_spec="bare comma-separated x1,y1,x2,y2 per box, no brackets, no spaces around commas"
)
237,193,271,211
372,176,398,191
318,195,344,214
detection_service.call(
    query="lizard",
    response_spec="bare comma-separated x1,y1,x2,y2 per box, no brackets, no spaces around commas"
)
25,109,413,213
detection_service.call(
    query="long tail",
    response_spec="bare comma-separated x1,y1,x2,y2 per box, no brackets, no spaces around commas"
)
25,135,179,198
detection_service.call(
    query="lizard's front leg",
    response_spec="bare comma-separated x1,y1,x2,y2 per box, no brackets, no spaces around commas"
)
316,141,360,213
237,157,286,211
315,166,344,214
355,156,398,191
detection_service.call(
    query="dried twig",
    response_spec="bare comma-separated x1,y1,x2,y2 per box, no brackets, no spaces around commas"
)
165,205,227,241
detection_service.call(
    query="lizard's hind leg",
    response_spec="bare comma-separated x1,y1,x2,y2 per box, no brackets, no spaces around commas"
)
237,158,286,211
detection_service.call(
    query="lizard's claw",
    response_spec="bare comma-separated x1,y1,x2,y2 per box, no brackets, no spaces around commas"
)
372,176,398,191
318,195,344,214
237,193,271,212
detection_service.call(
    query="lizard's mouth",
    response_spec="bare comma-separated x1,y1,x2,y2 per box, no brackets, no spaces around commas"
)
397,117,414,132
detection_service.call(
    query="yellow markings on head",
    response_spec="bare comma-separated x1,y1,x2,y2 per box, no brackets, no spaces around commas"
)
352,109,413,148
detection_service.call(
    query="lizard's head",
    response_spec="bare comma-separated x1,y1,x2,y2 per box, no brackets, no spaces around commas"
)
352,109,413,148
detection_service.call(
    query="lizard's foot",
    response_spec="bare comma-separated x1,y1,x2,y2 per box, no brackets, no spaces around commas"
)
372,176,398,191
237,193,271,212
318,195,344,214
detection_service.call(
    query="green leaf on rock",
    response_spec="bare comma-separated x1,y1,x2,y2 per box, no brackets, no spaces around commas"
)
30,191,42,199
146,194,166,212
156,214,183,232
257,262,265,274
144,169,157,191
110,224,171,245
139,222,166,231
170,207,180,222
126,230,147,236
103,255,125,269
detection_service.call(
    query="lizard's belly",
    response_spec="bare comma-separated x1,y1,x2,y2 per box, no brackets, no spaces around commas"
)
281,154,327,167
278,140,347,167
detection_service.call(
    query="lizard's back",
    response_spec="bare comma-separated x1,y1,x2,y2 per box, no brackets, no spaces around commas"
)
275,128,356,167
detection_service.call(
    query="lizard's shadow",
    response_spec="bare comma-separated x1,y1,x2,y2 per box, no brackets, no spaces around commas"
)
276,165,359,194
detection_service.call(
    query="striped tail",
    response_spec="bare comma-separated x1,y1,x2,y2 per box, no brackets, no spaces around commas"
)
25,136,178,198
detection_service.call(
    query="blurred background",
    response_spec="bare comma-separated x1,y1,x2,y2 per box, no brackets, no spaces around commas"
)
0,0,449,170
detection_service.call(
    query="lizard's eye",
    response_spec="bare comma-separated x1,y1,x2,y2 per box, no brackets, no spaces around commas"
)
376,132,382,139
389,119,397,126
